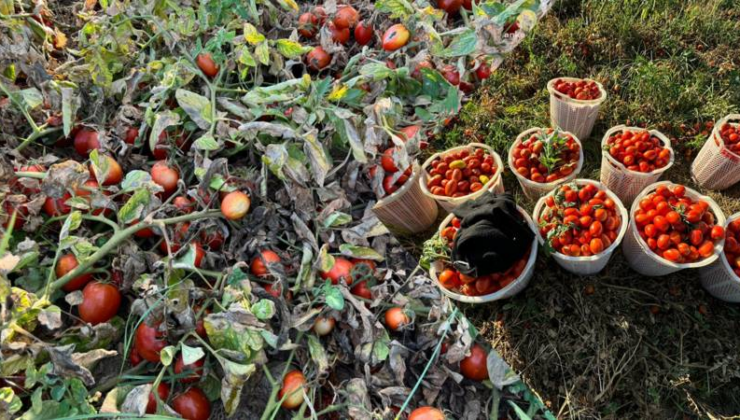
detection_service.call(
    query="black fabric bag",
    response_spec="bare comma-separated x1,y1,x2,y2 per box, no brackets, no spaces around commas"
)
450,192,534,277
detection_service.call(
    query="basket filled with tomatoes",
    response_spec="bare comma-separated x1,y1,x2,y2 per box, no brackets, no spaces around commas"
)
547,77,607,140
372,161,439,235
622,182,726,277
699,213,740,302
428,208,538,303
508,127,583,199
600,125,674,205
533,179,628,275
691,114,740,191
419,143,504,212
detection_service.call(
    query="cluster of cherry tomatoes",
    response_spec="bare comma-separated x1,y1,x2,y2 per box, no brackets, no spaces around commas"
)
425,147,497,198
538,183,622,257
552,78,602,101
437,217,529,296
718,123,740,154
634,184,724,263
722,218,740,277
511,129,580,184
605,129,671,172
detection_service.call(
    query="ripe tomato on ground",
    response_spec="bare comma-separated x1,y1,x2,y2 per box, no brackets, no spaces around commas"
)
384,307,411,331
333,5,358,29
151,160,180,197
134,321,168,363
382,24,410,51
409,407,446,420
298,12,319,38
146,382,171,414
313,316,336,336
73,129,100,156
78,281,121,325
174,354,205,383
90,154,123,185
354,21,373,45
220,191,251,220
56,254,94,292
425,146,496,197
460,343,488,381
251,250,281,277
279,370,306,410
307,47,331,70
320,257,355,285
171,387,211,420
538,183,622,257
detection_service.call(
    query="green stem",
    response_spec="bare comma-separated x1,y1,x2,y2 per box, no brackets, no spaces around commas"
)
394,307,459,420
14,171,47,179
48,209,221,292
15,126,63,152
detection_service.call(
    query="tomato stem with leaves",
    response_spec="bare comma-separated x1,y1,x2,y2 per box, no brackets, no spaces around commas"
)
48,209,222,293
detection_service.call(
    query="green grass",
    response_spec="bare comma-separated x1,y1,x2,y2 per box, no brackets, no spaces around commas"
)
431,0,740,418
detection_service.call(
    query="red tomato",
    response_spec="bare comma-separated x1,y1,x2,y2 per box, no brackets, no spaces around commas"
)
382,24,410,52
220,191,251,220
475,63,492,80
306,47,331,70
313,316,336,336
320,258,355,285
146,382,171,414
173,196,194,213
298,12,319,38
409,407,446,420
78,281,121,325
441,65,460,86
350,280,373,300
438,268,461,290
191,242,205,268
73,129,101,157
174,354,205,383
437,0,462,14
354,21,374,45
151,160,180,197
381,148,399,173
134,321,168,363
334,5,358,29
90,154,123,185
124,127,139,145
279,370,306,410
172,387,211,420
196,53,219,78
56,254,94,292
130,346,143,366
328,21,350,44
384,307,411,331
460,343,488,381
250,250,281,277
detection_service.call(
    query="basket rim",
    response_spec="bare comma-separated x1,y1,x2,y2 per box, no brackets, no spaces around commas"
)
507,127,585,189
627,181,727,269
718,212,740,284
532,178,629,263
429,205,538,304
418,142,504,202
547,77,608,105
600,125,675,176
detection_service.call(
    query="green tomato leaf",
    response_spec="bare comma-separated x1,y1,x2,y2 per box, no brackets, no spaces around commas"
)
323,212,352,228
148,111,181,152
118,188,151,225
181,344,205,365
176,88,214,130
193,134,220,151
275,39,311,59
251,299,276,320
339,244,384,261
321,281,344,311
